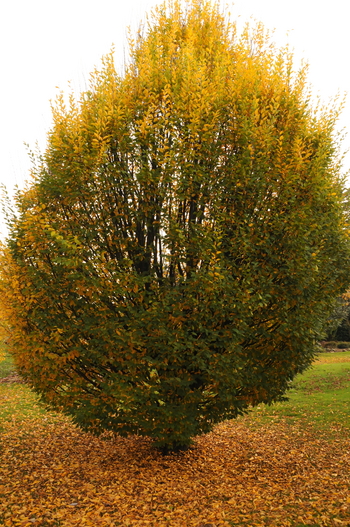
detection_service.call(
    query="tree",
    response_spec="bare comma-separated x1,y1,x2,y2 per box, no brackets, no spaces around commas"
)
323,291,350,341
1,0,350,452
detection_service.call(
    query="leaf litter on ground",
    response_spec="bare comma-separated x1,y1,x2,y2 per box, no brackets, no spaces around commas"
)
0,414,349,527
1,350,350,526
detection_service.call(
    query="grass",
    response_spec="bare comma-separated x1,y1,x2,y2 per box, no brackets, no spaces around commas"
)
0,348,51,431
0,384,49,430
247,350,350,434
0,347,15,379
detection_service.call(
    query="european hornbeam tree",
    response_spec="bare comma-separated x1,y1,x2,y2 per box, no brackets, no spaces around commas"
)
1,0,350,451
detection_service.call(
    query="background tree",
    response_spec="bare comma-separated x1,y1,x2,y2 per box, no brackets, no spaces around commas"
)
1,0,350,452
323,292,350,341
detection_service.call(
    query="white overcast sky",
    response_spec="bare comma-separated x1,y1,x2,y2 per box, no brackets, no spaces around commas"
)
1,0,349,212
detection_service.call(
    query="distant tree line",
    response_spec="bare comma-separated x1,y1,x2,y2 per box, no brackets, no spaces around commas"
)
324,291,350,341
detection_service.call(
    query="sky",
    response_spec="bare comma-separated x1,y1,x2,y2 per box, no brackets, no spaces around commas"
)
1,0,349,214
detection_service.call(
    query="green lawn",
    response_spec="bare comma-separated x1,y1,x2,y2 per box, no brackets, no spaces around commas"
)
0,348,50,431
247,351,350,434
0,348,15,379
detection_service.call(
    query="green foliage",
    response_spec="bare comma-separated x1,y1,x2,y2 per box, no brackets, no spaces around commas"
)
1,0,350,451
337,342,350,349
320,341,350,349
323,295,350,340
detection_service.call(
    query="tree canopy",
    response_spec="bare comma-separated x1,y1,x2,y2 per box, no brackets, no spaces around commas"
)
1,0,350,451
